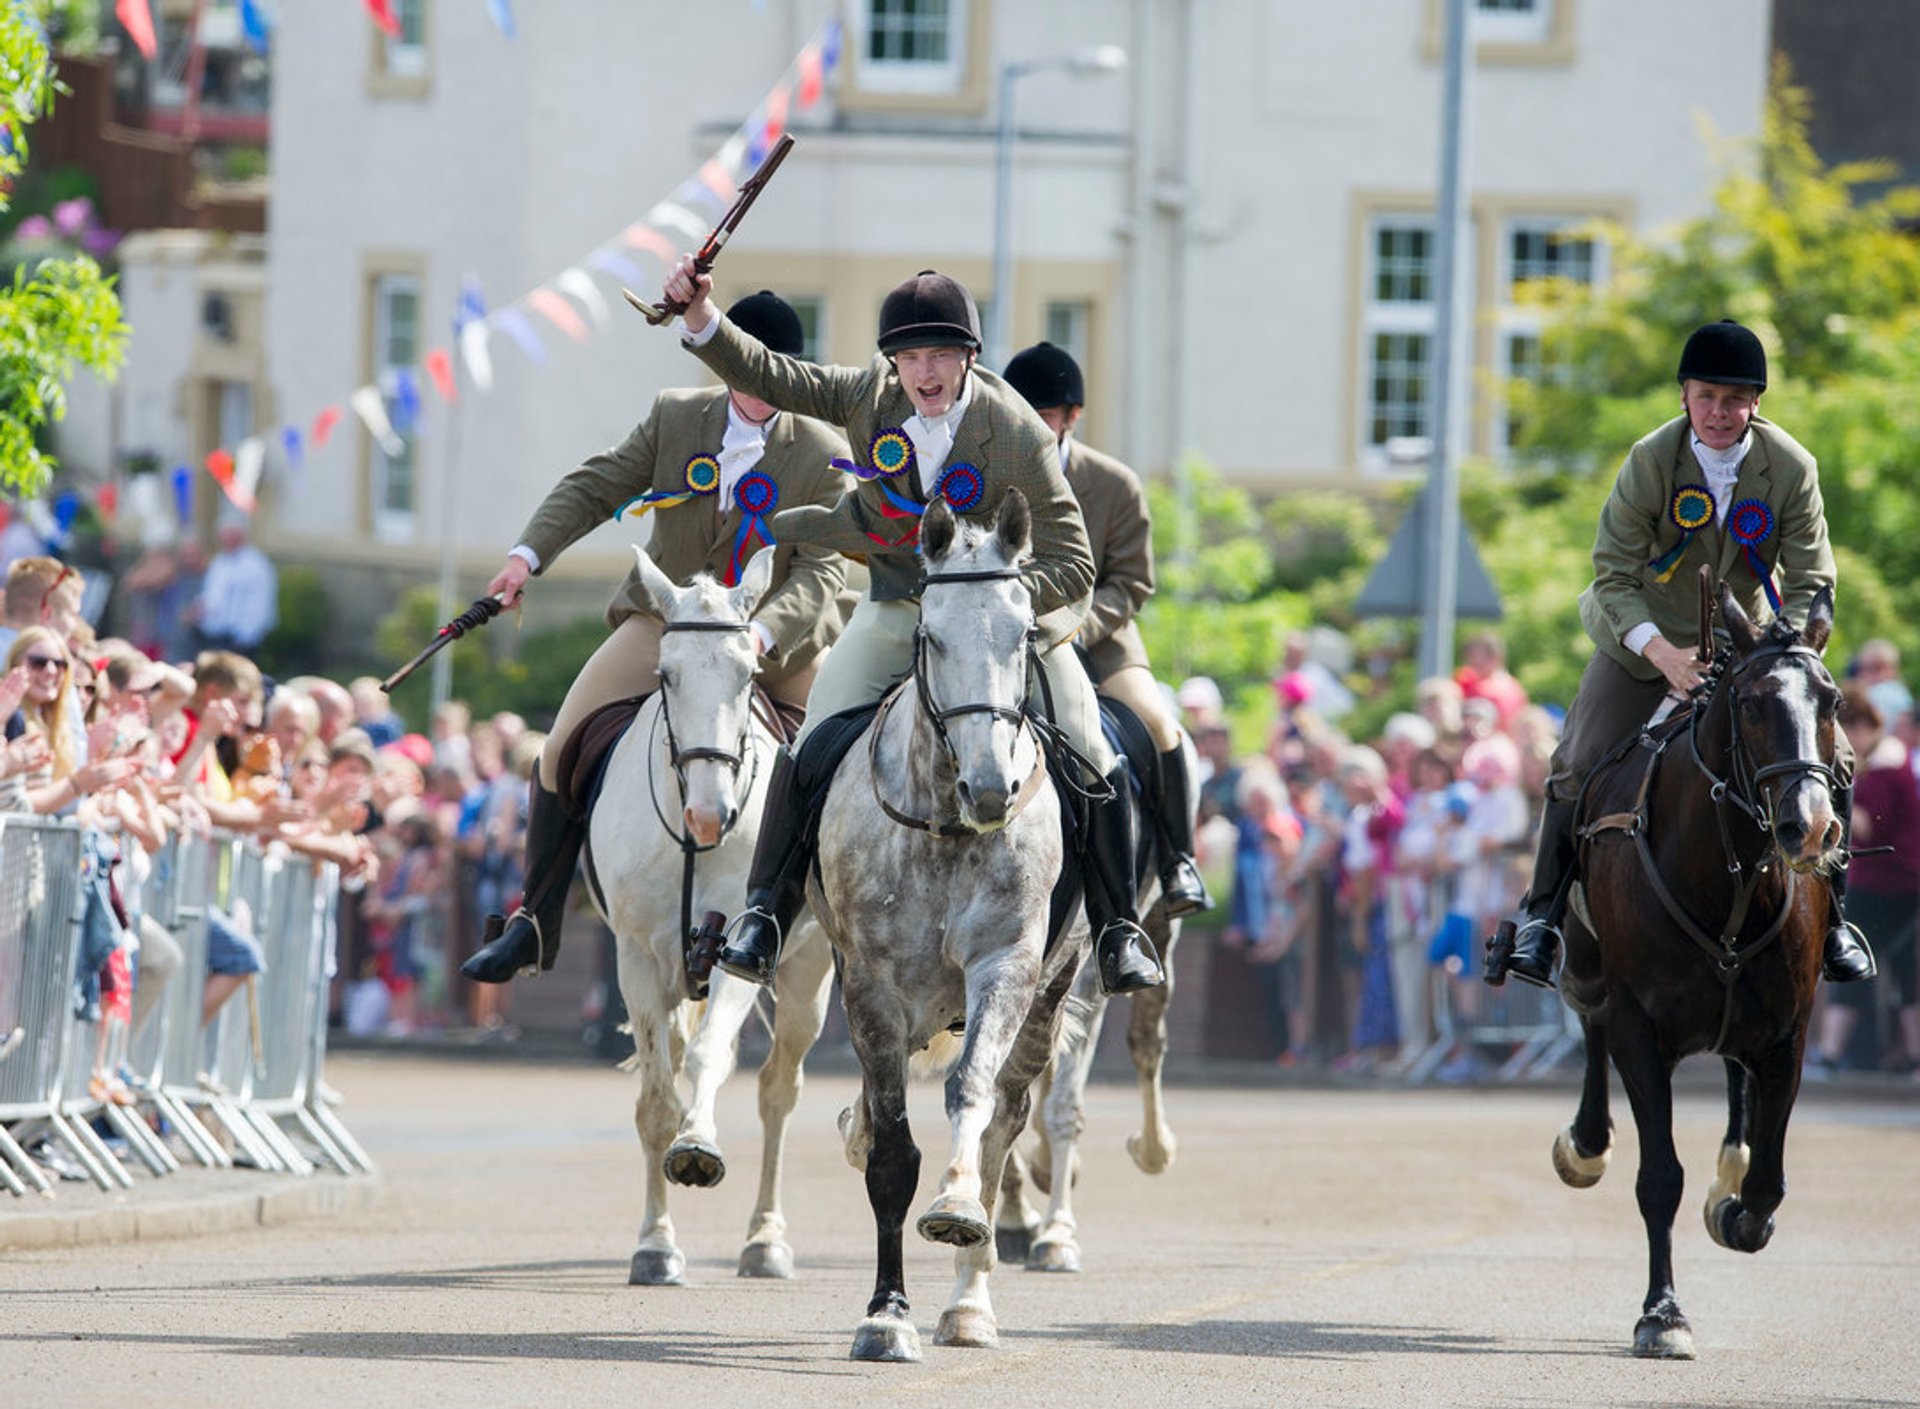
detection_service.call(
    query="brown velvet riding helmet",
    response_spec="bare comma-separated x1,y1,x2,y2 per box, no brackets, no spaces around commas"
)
876,270,982,355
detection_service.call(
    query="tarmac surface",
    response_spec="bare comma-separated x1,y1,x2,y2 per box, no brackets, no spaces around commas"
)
3,1048,1918,1408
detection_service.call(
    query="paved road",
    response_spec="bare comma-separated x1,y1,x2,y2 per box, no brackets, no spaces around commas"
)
4,1052,1917,1408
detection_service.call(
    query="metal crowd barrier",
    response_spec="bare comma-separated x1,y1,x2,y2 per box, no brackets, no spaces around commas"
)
1406,962,1583,1085
1,818,373,1199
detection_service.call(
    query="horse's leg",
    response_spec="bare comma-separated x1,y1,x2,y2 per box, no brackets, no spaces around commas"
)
849,1043,921,1363
1703,1058,1752,1239
1609,1000,1693,1359
618,946,689,1286
1707,1041,1797,1255
1028,980,1102,1273
1554,1010,1614,1187
738,923,835,1280
665,971,757,1191
1126,904,1179,1174
918,947,1042,1250
995,1141,1041,1264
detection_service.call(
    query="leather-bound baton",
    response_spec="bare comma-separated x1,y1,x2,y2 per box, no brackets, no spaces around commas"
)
623,134,797,326
380,595,507,694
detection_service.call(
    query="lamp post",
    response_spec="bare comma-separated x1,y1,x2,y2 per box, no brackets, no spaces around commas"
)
987,44,1126,370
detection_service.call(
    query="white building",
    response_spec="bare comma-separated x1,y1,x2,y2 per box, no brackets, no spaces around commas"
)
97,0,1772,637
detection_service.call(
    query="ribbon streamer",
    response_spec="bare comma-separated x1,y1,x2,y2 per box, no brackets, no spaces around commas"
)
728,472,779,586
613,454,722,522
1648,482,1716,583
1726,498,1783,612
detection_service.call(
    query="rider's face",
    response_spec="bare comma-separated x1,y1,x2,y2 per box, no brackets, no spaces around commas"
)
892,346,971,419
1682,379,1760,452
1036,404,1081,442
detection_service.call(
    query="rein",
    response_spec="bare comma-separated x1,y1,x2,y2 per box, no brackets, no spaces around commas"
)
1581,635,1836,1052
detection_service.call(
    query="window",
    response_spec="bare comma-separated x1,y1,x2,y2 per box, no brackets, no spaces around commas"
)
371,273,420,539
1496,217,1606,455
1043,299,1092,376
780,294,826,363
374,0,429,87
857,0,966,94
1474,0,1551,44
1362,217,1445,463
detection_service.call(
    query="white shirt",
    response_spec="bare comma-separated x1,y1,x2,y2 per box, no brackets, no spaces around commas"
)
905,375,975,498
1624,429,1752,658
197,544,278,647
717,398,772,503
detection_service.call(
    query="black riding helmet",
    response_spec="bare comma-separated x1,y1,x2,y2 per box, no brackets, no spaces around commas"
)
726,290,807,358
1677,319,1767,391
877,270,982,355
1003,341,1085,411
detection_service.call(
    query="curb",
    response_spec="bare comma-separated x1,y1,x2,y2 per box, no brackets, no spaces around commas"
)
0,1171,386,1252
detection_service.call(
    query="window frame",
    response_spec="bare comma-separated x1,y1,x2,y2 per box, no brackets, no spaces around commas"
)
369,0,430,98
1360,213,1445,473
369,270,422,542
855,0,968,96
1493,215,1608,457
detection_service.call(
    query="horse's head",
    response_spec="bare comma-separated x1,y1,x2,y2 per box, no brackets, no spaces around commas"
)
915,491,1038,832
633,544,775,846
1714,582,1843,873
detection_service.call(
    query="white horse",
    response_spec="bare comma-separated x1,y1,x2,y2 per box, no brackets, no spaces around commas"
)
818,492,1088,1362
586,545,835,1285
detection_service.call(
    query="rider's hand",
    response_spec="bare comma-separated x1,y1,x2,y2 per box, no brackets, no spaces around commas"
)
665,255,715,333
1642,635,1707,695
487,555,533,608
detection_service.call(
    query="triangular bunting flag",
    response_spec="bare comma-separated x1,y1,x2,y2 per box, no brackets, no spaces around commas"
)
555,268,611,328
622,223,679,264
646,202,707,242
350,385,406,457
528,288,589,342
206,448,237,499
486,0,516,39
797,45,824,108
363,0,402,40
495,308,548,364
764,83,790,144
115,0,157,60
282,424,305,472
423,348,456,403
455,275,493,391
311,404,344,450
389,368,422,434
587,248,645,285
170,464,193,526
232,437,265,512
239,0,269,54
698,159,735,202
820,15,842,72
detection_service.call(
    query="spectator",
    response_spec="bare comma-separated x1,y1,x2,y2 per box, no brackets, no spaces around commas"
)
1852,638,1913,725
191,517,278,654
349,676,405,748
1335,745,1402,1072
286,674,355,745
1455,631,1529,730
0,554,86,660
4,627,137,814
1176,676,1225,735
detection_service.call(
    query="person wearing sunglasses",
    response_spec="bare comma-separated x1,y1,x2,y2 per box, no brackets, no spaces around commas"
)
2,626,137,815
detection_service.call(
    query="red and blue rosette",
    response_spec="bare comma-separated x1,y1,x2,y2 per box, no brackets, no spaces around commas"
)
727,471,779,586
1726,498,1783,612
933,462,985,514
613,451,723,522
1648,482,1715,583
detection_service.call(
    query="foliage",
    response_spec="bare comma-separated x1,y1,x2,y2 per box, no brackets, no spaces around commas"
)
254,565,332,681
1,4,127,498
374,586,603,732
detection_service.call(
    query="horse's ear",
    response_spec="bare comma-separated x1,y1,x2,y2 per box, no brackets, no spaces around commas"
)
993,488,1031,563
922,497,957,561
728,545,777,620
1718,581,1761,652
632,545,686,619
1800,584,1835,654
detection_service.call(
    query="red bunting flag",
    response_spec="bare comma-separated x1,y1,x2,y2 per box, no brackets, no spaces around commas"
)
764,83,790,144
528,288,589,342
363,0,402,39
622,222,679,264
206,449,236,497
97,483,119,520
311,404,344,449
698,159,735,201
423,348,457,403
116,0,157,59
797,46,824,109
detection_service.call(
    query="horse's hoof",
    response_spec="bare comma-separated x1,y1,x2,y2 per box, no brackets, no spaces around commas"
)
935,1303,999,1348
837,1105,869,1172
738,1240,794,1279
1705,1196,1774,1254
627,1247,686,1286
1705,1195,1739,1250
1026,1237,1081,1274
1127,1128,1176,1175
663,1139,726,1188
1703,1142,1749,1234
916,1195,991,1248
1633,1310,1695,1360
851,1314,921,1362
1552,1125,1611,1188
995,1224,1035,1263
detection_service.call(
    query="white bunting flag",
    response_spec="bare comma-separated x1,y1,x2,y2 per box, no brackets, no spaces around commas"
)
233,436,265,511
646,202,707,241
349,385,405,457
556,267,611,328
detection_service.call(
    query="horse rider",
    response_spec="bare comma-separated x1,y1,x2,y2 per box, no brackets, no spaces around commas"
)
463,292,851,984
1002,340,1211,919
1486,318,1875,990
662,256,1165,996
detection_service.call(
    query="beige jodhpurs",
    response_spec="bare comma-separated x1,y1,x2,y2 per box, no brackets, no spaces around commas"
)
538,614,817,790
1097,663,1182,754
793,598,1116,773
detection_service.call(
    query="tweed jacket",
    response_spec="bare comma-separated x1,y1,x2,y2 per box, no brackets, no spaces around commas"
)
1063,437,1154,679
1579,414,1837,683
688,316,1096,649
516,387,851,684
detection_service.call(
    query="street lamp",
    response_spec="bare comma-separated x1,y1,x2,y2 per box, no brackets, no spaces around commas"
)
987,44,1127,370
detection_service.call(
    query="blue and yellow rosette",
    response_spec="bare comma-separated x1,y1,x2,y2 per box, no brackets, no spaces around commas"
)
1647,482,1716,583
1726,498,1783,611
726,471,779,586
613,452,723,522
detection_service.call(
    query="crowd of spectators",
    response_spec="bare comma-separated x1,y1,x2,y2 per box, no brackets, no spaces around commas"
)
1186,629,1920,1083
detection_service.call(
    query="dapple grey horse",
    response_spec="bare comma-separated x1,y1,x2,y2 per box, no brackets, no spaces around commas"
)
817,492,1088,1361
587,545,835,1285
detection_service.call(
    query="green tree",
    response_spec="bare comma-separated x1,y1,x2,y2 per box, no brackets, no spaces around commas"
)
1,4,127,496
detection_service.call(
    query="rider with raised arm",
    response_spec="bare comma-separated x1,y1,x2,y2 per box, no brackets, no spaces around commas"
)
1486,319,1874,990
1003,340,1211,918
665,257,1164,996
463,293,850,984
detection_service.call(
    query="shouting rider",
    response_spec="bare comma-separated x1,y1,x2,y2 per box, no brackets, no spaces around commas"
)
663,257,1164,996
463,292,851,984
1486,319,1875,990
1002,340,1211,918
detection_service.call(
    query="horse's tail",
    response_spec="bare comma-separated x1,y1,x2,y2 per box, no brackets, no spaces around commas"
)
911,1029,966,1080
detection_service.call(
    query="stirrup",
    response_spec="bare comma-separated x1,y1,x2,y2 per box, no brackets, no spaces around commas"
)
460,910,545,984
1095,918,1164,995
1159,856,1212,918
714,906,782,986
1822,920,1876,984
1502,916,1562,991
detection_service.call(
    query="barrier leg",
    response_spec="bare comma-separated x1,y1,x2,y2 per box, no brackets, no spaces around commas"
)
201,1094,284,1171
0,1123,54,1195
245,1107,314,1176
104,1102,179,1176
157,1092,231,1168
289,1106,356,1175
308,1099,377,1175
45,1111,127,1191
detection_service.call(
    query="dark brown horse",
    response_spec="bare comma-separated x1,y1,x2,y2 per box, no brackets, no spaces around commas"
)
1553,580,1842,1359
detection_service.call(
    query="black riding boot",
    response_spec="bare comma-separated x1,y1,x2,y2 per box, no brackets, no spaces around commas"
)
715,749,813,987
462,779,584,984
1086,764,1165,995
1486,795,1580,989
1823,794,1877,983
1153,746,1213,918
